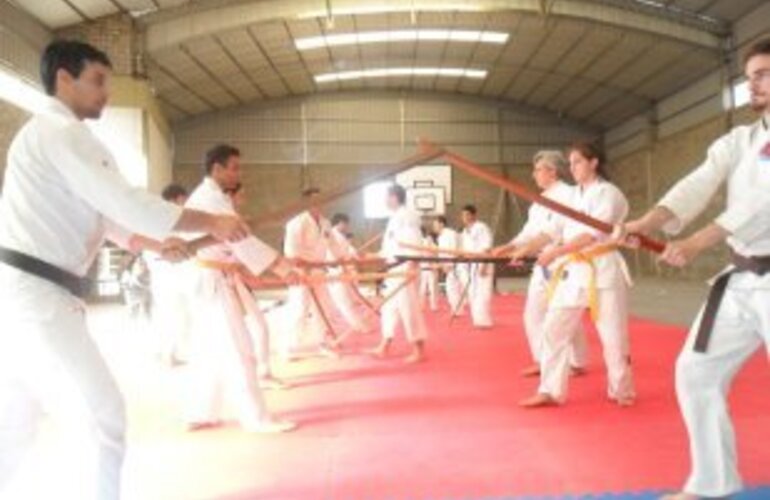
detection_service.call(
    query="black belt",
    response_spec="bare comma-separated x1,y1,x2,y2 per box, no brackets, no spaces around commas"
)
0,246,91,298
694,251,770,353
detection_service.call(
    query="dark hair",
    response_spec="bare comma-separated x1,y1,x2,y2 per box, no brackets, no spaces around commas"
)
744,37,770,65
161,183,188,202
435,215,448,226
388,184,406,205
331,213,349,226
302,187,321,198
40,40,112,96
224,182,243,196
569,140,611,180
204,144,240,175
462,204,477,216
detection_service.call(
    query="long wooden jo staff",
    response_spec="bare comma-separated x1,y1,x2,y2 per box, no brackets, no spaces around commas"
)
418,139,666,254
187,148,446,253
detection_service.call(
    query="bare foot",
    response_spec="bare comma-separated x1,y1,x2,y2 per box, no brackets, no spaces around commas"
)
403,350,425,364
570,366,588,377
519,393,559,408
186,421,221,432
659,493,698,500
259,376,291,391
319,343,341,359
615,396,636,408
244,418,297,434
368,342,390,359
521,364,540,377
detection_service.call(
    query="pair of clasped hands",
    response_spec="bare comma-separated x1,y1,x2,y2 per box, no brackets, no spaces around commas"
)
151,215,308,286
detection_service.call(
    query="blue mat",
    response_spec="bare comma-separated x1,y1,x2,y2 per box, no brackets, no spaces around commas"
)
474,486,770,499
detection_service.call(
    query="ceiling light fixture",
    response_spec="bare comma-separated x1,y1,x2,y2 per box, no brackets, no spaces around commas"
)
314,67,488,83
299,3,481,19
296,29,508,50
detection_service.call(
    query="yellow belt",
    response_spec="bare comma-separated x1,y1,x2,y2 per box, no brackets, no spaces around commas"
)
196,259,243,274
546,243,618,322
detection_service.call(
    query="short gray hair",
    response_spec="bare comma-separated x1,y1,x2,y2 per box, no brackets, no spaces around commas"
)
532,150,568,178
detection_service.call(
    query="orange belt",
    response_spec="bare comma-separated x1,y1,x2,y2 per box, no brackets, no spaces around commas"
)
546,243,619,322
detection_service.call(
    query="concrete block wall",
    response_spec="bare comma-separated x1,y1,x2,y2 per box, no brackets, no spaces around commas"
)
56,14,137,77
0,101,31,187
173,91,595,249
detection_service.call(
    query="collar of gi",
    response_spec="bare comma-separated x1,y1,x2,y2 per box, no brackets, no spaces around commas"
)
46,97,79,121
203,176,224,194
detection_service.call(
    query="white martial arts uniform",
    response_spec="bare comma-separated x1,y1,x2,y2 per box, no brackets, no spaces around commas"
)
326,226,370,331
0,98,182,500
283,212,350,355
437,227,464,314
537,179,634,403
146,254,194,363
380,206,428,343
419,236,439,312
509,181,588,367
184,178,278,428
655,115,770,497
462,220,495,327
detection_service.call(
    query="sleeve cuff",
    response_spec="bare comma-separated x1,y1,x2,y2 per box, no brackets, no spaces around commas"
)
232,236,279,276
656,204,687,236
104,219,133,249
144,203,184,241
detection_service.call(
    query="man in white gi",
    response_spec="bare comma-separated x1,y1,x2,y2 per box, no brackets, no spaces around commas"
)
492,151,588,377
0,41,254,500
620,38,770,500
283,188,360,358
225,182,288,389
432,216,464,314
371,184,429,363
461,205,495,328
146,184,193,366
419,228,439,312
185,144,297,433
326,213,373,339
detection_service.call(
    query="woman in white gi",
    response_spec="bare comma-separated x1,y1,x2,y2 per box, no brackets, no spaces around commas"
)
461,205,495,328
185,145,297,434
432,216,464,314
620,38,770,500
492,151,588,377
326,213,372,338
518,141,635,408
0,41,255,500
371,184,429,363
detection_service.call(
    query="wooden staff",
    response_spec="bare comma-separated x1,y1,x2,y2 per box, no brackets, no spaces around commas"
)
187,148,445,254
397,241,506,259
292,256,386,269
418,139,666,254
307,284,338,342
357,231,384,253
345,279,381,317
450,265,474,325
241,271,409,289
375,272,419,313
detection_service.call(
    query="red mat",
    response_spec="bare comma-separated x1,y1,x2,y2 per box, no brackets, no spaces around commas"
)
122,294,770,500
